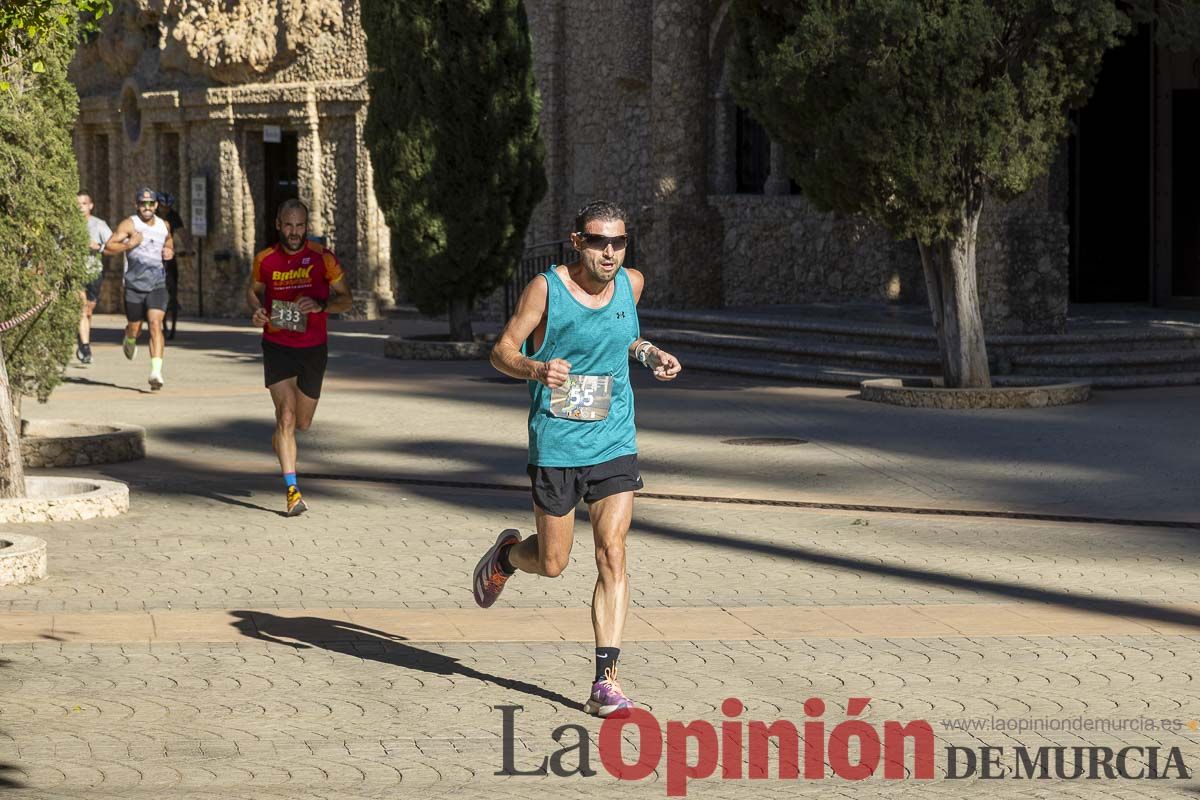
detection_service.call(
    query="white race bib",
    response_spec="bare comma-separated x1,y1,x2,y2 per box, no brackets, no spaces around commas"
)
550,374,612,421
270,300,307,332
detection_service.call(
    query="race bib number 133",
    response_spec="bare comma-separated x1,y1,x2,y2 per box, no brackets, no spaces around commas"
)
270,300,307,332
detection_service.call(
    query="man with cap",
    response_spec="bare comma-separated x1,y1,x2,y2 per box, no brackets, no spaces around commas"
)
104,187,174,390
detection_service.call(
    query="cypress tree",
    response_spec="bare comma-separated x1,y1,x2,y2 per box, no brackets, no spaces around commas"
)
0,21,90,497
361,0,547,341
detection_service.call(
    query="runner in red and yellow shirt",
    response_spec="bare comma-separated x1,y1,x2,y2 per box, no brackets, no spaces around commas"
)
247,199,353,516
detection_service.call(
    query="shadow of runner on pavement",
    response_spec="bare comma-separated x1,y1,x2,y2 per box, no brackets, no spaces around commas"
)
0,657,24,789
62,375,153,394
229,611,584,712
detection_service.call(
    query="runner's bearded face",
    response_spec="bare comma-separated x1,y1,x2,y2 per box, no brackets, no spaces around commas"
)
574,219,627,285
277,208,308,254
136,200,157,222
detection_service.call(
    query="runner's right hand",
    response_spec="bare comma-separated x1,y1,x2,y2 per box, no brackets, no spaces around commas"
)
126,231,143,249
538,358,571,388
251,307,269,327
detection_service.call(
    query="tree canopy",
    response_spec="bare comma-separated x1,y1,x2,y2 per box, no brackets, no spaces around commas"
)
1,0,110,90
728,0,1138,245
361,0,547,340
0,23,89,403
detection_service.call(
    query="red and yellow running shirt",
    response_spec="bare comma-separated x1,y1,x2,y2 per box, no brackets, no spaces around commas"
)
252,242,344,348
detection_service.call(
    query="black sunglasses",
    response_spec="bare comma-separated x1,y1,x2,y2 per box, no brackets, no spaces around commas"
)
577,233,628,250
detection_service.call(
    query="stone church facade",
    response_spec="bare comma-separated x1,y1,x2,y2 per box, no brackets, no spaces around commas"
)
70,0,393,318
71,1,1199,331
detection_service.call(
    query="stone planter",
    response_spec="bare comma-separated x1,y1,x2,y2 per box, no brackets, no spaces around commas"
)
860,377,1091,409
0,533,47,585
0,477,129,524
21,419,145,468
384,334,495,360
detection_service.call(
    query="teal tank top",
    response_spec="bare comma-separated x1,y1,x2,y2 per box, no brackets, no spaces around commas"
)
524,267,640,467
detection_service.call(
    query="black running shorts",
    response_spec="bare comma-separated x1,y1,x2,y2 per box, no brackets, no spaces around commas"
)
526,454,643,517
123,286,168,321
262,340,328,399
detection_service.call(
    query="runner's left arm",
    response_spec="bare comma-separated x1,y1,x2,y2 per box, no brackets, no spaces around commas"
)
295,276,352,315
624,268,682,381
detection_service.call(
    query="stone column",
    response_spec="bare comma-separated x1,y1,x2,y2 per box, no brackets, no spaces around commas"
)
106,124,123,226
214,114,246,315
362,149,395,311
764,139,791,196
299,88,327,238
74,126,90,198
640,0,723,308
710,89,737,195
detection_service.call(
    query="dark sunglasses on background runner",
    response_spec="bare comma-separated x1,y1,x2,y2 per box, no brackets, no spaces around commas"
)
577,233,628,250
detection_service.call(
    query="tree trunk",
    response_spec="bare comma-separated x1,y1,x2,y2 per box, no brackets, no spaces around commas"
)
447,296,474,342
917,197,992,389
0,338,26,499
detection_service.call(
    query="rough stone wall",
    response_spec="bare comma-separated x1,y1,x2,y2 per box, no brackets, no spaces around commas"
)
521,2,564,244
72,0,357,94
518,0,1071,334
710,179,1070,334
974,156,1071,334
557,0,654,234
710,195,926,309
70,1,391,319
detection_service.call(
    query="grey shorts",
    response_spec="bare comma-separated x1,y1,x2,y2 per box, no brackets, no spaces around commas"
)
526,454,643,517
124,286,168,322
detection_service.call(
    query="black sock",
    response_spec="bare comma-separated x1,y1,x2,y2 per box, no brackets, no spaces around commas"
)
595,647,620,683
497,542,516,576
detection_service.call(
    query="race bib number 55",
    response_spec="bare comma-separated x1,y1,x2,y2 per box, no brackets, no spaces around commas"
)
270,300,307,333
550,374,612,421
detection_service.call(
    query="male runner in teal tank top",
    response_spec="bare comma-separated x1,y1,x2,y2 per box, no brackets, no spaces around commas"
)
473,200,682,717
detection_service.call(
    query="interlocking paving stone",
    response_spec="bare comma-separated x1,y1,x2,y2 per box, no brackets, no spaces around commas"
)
5,319,1199,797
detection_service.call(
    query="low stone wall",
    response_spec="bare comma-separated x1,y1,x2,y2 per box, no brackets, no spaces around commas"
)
0,477,129,524
0,534,47,586
384,336,493,360
861,378,1090,409
21,420,145,468
710,194,926,310
708,185,1069,335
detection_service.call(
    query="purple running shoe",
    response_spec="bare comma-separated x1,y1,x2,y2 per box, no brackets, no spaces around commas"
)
472,529,521,608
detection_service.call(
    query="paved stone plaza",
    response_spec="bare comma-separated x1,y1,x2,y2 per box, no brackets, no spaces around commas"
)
2,315,1199,798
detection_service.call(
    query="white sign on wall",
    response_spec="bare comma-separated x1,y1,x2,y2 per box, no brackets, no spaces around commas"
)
263,125,282,143
190,175,208,238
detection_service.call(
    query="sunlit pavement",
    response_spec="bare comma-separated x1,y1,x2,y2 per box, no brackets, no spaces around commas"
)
2,315,1198,798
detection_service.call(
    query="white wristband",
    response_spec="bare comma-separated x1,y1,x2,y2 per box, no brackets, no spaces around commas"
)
635,341,655,366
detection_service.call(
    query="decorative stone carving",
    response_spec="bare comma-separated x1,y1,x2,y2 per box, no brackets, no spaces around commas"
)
90,0,345,84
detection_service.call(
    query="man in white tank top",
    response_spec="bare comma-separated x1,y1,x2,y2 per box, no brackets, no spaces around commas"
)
104,187,174,390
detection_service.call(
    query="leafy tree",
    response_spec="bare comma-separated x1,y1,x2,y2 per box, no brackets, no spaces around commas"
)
0,5,97,497
729,0,1200,388
361,0,547,341
1,0,109,90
